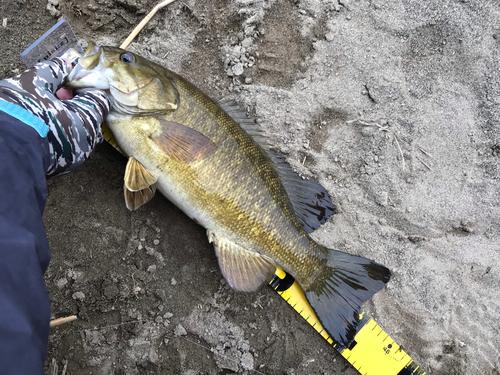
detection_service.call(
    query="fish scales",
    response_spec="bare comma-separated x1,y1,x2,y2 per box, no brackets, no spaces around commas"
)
151,72,324,285
67,43,391,347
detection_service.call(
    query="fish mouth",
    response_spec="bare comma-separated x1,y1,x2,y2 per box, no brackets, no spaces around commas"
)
67,43,174,116
67,41,149,102
67,42,110,89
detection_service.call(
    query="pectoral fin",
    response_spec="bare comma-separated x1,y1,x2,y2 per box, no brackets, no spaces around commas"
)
124,184,157,211
207,231,276,293
124,156,158,192
151,119,217,163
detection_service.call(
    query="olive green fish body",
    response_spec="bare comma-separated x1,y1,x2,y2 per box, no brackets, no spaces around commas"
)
107,74,324,288
67,43,391,347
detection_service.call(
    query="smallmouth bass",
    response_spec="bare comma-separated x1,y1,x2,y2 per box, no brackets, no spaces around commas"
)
67,42,391,347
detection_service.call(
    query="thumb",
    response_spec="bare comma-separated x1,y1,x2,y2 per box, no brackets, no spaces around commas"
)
56,87,73,100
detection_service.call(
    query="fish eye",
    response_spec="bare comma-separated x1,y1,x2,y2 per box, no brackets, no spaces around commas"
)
120,52,134,64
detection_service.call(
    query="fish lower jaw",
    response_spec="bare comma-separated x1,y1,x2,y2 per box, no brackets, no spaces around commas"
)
67,68,110,89
107,112,133,122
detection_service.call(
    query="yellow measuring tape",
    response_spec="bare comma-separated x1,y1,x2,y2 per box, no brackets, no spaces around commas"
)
102,126,425,375
270,267,426,375
102,123,122,153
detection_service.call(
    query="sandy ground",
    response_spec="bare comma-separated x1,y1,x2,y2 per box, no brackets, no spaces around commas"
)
1,0,499,374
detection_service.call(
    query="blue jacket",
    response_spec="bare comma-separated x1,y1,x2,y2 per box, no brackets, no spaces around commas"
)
0,111,51,374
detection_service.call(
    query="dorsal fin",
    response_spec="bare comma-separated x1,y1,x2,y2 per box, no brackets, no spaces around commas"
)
217,99,335,233
268,151,335,233
217,99,271,149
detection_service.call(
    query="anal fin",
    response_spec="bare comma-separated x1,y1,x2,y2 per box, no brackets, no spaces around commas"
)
207,231,276,293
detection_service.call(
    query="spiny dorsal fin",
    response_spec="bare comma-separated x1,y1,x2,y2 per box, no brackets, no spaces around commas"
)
207,230,276,293
217,99,335,233
124,156,158,192
216,99,271,149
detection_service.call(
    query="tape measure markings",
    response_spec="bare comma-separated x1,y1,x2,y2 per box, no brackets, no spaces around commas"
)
271,267,426,375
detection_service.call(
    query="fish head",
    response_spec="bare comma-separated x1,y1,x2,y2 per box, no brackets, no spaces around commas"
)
67,42,179,116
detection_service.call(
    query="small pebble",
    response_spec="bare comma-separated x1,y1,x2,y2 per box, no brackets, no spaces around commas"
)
56,278,68,289
241,37,253,48
171,278,177,286
72,291,85,300
153,239,160,246
174,325,187,336
147,265,157,273
232,62,244,76
241,352,254,370
377,192,389,206
360,126,375,137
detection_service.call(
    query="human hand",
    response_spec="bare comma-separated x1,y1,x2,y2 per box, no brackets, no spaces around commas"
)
0,56,110,177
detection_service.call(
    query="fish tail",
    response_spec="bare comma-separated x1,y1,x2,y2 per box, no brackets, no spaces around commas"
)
304,249,391,348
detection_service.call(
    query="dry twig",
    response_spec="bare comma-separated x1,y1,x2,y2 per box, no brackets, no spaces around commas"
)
416,155,432,170
50,315,78,327
120,0,178,49
347,119,406,170
50,359,68,375
418,146,433,158
61,359,68,375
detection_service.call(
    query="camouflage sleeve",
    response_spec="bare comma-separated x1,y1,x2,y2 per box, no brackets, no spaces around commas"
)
0,58,110,177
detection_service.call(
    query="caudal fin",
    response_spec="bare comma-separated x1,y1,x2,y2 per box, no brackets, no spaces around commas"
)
305,249,391,348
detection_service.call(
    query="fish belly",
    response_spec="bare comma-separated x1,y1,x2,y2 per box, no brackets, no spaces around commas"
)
108,117,217,231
